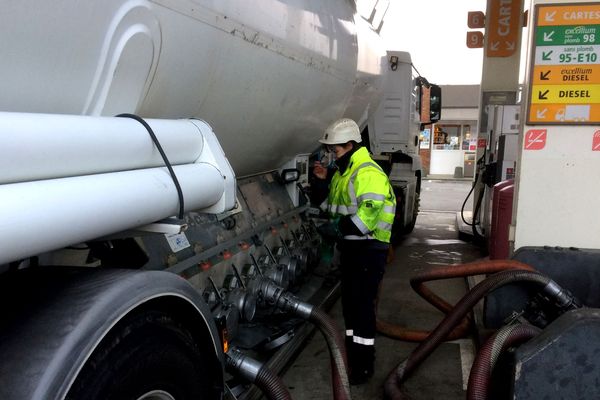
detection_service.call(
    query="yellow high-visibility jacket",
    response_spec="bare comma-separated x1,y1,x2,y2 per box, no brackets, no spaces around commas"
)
321,147,396,243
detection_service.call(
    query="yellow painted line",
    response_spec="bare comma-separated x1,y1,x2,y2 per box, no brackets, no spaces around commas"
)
538,4,600,26
529,103,600,123
531,84,600,103
533,65,600,85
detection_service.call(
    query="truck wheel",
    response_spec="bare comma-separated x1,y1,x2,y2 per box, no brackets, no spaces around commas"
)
391,189,420,242
402,191,420,234
67,307,215,400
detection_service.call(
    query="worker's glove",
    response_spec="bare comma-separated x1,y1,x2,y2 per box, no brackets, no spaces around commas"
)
316,219,342,242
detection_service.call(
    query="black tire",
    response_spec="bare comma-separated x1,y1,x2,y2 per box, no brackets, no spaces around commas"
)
391,188,420,243
402,190,420,234
67,307,216,400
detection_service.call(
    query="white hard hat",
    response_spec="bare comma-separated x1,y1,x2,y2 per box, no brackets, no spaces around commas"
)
319,118,362,145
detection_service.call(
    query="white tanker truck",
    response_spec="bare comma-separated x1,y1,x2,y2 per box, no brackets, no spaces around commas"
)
0,1,440,399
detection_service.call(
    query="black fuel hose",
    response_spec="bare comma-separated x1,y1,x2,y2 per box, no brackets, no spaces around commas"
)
460,151,487,240
467,323,541,400
460,179,478,227
383,269,577,400
471,186,485,240
308,307,351,400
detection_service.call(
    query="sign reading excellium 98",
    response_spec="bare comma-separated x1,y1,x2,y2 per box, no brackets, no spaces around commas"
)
528,2,600,124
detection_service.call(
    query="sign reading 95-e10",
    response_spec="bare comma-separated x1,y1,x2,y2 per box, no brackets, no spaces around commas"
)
528,3,600,125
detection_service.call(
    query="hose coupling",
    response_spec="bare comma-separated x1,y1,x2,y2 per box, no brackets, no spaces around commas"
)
225,347,263,382
278,292,314,319
247,276,314,318
543,280,582,312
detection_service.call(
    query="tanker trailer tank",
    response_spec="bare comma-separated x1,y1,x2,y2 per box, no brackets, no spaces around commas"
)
0,0,387,177
0,1,438,399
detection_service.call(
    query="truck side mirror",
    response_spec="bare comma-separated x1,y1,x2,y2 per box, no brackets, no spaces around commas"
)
418,80,442,125
429,84,442,123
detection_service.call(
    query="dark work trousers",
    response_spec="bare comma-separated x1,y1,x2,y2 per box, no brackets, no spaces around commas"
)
339,240,387,376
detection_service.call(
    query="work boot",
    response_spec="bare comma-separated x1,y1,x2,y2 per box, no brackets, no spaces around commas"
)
348,343,374,385
349,367,373,385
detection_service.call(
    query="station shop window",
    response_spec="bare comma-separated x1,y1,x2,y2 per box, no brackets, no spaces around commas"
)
433,124,475,150
433,124,460,150
462,125,477,150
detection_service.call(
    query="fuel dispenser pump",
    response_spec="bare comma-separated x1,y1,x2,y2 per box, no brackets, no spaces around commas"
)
464,105,520,242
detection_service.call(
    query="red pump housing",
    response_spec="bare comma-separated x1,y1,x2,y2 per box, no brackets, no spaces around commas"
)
489,180,515,259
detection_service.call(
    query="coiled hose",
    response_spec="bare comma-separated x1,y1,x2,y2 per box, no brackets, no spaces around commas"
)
383,269,569,400
377,260,536,342
467,323,541,400
308,307,352,400
225,348,292,400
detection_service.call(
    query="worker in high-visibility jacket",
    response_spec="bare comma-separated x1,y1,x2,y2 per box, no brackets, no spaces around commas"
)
312,118,396,385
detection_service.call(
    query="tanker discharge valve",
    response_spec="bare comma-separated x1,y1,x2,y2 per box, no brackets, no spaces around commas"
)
250,253,290,290
266,243,301,286
204,274,257,342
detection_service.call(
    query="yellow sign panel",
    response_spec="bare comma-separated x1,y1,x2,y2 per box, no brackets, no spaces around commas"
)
529,103,600,122
537,4,600,26
528,2,600,124
532,65,600,84
531,84,600,103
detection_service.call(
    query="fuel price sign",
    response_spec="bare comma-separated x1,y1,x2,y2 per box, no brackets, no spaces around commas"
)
528,2,600,124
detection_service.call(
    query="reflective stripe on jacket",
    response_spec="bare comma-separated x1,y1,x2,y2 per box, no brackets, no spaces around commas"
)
321,147,396,243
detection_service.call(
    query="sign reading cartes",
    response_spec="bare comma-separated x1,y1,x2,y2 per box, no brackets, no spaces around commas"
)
527,2,600,124
486,0,522,57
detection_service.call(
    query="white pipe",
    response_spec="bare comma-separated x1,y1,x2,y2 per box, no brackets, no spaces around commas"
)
0,163,224,265
0,112,205,184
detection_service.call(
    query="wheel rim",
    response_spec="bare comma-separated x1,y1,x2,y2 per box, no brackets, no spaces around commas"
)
136,390,176,400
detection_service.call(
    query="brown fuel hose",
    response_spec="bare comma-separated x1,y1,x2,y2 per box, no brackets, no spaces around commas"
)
467,323,540,400
308,307,351,400
376,314,471,342
376,260,536,342
410,259,536,314
255,365,294,400
384,269,554,400
225,348,293,400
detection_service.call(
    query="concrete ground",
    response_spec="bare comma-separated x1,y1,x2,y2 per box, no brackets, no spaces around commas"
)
283,180,485,399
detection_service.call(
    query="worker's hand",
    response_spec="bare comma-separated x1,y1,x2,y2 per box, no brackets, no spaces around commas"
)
313,161,327,180
316,220,341,242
